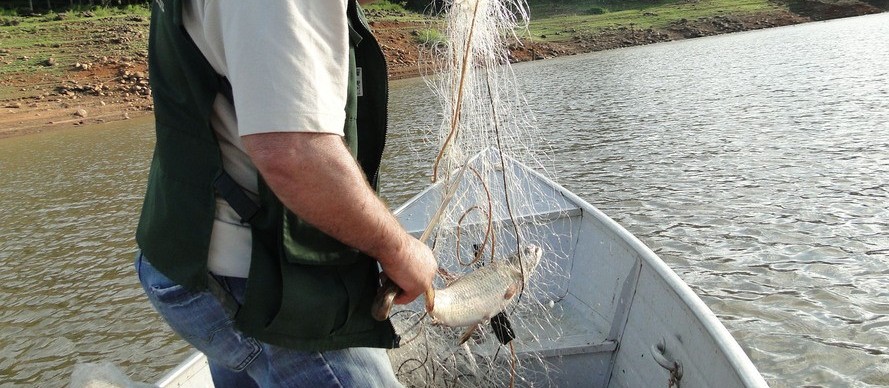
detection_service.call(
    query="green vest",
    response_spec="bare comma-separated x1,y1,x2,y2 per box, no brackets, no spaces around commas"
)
136,0,397,351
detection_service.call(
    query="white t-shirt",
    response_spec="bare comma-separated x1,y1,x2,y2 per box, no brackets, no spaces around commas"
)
181,0,351,277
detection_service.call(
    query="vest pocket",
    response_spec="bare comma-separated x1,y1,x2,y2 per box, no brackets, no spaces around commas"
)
260,257,379,341
262,263,350,338
260,212,367,338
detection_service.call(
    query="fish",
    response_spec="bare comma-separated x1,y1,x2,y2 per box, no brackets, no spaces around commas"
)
428,244,542,335
372,244,543,343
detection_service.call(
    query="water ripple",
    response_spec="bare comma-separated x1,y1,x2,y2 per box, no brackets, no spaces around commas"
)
2,13,889,388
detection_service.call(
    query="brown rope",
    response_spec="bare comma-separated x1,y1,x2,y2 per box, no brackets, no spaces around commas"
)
431,0,483,182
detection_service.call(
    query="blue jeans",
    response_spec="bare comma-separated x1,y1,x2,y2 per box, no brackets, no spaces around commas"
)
135,251,402,387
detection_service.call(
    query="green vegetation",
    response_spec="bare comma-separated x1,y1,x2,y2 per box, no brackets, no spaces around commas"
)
0,0,147,13
1,3,148,26
0,6,149,78
363,0,430,22
415,28,447,45
527,0,783,41
365,0,409,13
77,3,149,17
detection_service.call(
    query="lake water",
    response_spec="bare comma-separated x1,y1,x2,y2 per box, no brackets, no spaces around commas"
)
1,12,887,387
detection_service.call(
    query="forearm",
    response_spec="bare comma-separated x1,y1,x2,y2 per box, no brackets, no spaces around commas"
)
243,132,408,264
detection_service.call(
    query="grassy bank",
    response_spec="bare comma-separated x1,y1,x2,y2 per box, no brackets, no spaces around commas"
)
0,0,885,137
0,5,149,99
528,0,783,39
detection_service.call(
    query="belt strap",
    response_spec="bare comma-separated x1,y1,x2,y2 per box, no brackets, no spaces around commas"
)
213,171,259,223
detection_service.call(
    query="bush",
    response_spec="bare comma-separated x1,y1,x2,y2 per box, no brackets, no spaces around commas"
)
365,0,407,12
415,28,446,46
1,16,21,26
585,6,606,15
402,0,445,13
0,8,20,17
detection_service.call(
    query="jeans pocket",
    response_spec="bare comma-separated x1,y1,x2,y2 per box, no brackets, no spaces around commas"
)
136,252,261,371
148,280,203,307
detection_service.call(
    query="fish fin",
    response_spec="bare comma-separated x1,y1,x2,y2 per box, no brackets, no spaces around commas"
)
504,283,519,300
425,289,435,312
458,324,479,345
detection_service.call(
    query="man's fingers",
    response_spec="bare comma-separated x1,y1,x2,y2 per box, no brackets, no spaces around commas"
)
393,291,417,305
393,284,429,305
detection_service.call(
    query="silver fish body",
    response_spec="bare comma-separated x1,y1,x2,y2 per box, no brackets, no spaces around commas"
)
428,244,542,327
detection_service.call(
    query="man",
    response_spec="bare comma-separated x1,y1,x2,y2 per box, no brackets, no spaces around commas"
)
134,0,437,386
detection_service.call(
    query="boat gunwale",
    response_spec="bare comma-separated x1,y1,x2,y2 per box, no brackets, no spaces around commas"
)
155,351,207,387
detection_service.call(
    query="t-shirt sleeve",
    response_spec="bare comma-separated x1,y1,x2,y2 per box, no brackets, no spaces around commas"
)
218,0,349,136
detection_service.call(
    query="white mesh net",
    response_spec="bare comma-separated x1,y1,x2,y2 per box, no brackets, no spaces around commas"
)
384,1,578,386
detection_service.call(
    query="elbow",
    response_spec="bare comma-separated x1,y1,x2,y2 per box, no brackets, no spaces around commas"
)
242,132,346,188
242,133,307,184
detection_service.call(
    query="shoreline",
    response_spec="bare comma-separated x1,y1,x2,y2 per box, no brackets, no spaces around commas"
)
1,5,885,139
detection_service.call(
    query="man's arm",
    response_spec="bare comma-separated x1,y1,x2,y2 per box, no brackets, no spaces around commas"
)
242,131,436,305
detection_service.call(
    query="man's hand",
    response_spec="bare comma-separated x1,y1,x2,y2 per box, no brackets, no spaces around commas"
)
242,131,435,305
376,236,437,305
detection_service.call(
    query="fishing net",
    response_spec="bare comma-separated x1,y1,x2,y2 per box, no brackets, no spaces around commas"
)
384,0,578,386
